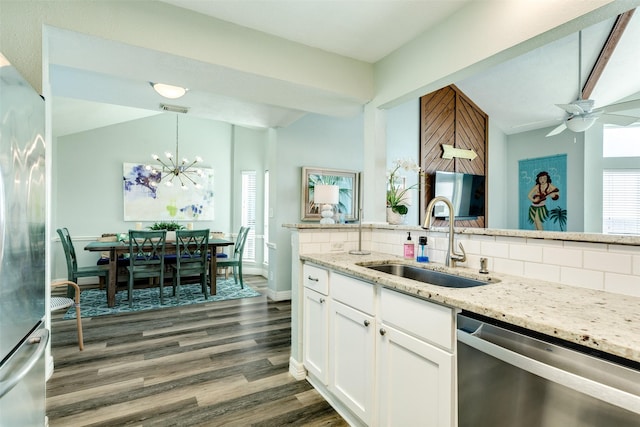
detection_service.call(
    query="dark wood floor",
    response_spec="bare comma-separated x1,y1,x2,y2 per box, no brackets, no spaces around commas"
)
47,276,347,426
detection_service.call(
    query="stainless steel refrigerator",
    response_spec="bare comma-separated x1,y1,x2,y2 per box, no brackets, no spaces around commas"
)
0,53,47,426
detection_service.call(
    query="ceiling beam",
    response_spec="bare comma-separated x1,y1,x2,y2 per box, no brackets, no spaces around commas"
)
582,8,635,99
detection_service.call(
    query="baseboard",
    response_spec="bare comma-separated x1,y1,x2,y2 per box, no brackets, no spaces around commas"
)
241,266,264,276
266,288,291,301
288,356,307,380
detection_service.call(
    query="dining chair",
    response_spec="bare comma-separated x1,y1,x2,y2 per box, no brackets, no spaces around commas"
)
127,230,167,308
216,226,250,289
50,280,83,350
56,228,109,299
172,229,210,303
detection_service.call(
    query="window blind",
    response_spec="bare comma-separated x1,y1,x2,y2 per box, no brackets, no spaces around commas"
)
603,169,640,235
241,171,257,261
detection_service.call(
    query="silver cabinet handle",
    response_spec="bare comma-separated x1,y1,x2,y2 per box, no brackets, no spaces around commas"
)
307,276,319,282
379,328,386,336
319,298,325,303
364,320,370,327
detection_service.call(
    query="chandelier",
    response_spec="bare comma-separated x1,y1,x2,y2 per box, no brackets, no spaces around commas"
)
147,115,203,189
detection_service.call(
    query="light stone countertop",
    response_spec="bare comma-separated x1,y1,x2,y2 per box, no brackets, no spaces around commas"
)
300,251,640,364
284,223,640,246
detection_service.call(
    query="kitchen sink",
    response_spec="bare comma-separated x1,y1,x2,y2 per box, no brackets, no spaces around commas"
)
364,264,493,288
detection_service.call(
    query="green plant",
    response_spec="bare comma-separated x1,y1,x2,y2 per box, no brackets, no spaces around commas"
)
387,158,421,215
149,221,184,231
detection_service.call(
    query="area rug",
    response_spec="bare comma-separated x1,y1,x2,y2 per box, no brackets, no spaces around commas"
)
63,278,261,319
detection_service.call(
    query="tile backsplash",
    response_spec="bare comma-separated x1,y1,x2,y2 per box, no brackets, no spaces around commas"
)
296,227,640,297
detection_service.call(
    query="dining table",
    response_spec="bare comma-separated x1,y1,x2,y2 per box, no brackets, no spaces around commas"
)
84,237,235,307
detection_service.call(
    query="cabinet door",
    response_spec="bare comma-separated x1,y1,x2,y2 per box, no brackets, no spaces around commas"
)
377,325,455,427
329,300,375,425
303,288,329,384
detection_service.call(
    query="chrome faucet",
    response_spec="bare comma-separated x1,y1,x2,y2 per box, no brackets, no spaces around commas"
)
423,196,466,267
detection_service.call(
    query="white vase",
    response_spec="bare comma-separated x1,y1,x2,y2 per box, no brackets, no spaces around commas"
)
386,207,406,225
166,231,176,241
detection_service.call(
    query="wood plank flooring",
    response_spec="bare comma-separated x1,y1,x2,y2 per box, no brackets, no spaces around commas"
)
47,276,347,426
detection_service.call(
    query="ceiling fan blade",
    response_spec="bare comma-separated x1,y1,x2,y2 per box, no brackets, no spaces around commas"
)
599,113,640,126
555,103,584,115
598,99,640,114
546,123,567,137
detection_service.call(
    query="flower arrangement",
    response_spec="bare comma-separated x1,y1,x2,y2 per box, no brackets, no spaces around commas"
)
387,158,421,215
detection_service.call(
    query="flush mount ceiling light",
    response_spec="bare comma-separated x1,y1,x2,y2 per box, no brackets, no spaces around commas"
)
151,82,188,99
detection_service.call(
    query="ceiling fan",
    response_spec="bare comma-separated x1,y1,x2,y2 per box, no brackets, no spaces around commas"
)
546,28,640,137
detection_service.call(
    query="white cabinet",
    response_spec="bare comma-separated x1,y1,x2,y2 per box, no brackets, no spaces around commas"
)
377,288,455,426
303,288,329,383
302,264,329,384
301,263,456,427
329,273,376,425
303,263,329,295
377,326,453,426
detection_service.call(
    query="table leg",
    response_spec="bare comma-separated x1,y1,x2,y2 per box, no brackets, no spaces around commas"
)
107,248,117,307
210,251,218,296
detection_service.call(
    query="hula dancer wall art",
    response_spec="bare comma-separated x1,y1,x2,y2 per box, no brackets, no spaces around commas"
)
519,154,567,231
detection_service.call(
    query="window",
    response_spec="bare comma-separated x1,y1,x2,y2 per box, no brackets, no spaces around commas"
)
241,171,256,261
603,169,640,235
603,125,640,158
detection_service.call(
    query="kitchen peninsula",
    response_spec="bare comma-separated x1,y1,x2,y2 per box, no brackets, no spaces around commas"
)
285,223,640,426
299,250,640,362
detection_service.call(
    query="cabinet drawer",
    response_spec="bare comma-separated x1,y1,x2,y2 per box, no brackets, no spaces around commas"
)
332,273,375,315
380,288,454,351
303,264,329,295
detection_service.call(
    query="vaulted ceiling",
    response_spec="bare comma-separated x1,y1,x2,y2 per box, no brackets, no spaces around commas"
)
51,1,640,137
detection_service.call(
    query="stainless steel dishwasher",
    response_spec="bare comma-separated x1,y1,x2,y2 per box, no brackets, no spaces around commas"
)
457,313,640,427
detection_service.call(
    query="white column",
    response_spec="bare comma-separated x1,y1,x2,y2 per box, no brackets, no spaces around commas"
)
363,103,388,224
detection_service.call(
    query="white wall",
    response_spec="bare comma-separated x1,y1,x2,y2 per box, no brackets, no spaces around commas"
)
272,113,364,296
386,98,421,226
486,122,508,229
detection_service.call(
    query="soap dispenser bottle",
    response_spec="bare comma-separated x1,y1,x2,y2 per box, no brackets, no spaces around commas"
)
404,232,415,260
417,236,429,263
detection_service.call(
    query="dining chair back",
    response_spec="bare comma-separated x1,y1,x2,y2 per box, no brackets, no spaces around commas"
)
127,230,167,307
50,280,84,350
172,229,210,303
217,226,250,289
56,228,109,298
